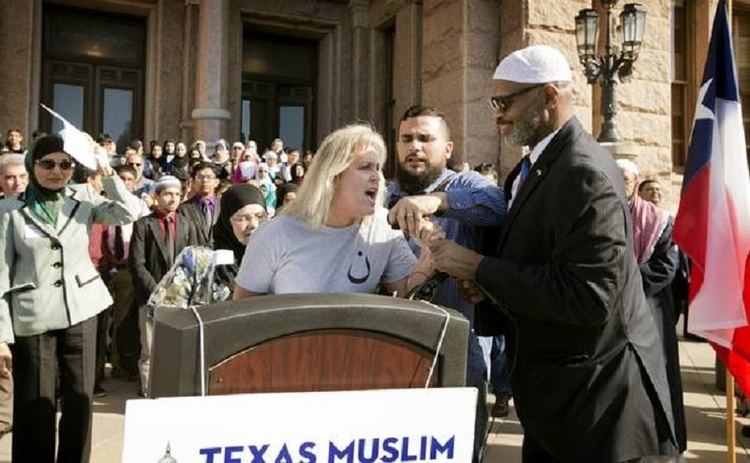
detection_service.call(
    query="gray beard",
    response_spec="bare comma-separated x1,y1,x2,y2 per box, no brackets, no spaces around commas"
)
506,107,543,148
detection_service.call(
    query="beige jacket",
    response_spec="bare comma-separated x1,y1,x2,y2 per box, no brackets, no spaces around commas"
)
0,176,141,343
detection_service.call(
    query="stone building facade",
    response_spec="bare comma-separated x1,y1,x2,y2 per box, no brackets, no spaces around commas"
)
0,0,748,207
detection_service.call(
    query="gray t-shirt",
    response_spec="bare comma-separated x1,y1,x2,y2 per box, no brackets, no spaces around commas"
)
235,207,416,294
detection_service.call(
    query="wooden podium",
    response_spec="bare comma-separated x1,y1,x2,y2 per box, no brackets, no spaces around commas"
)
149,293,469,398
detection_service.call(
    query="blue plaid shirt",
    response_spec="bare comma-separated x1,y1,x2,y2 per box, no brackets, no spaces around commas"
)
386,169,507,317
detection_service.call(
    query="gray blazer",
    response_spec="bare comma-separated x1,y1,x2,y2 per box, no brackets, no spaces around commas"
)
0,176,142,343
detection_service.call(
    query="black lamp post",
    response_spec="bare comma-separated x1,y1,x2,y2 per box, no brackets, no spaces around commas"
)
575,1,647,142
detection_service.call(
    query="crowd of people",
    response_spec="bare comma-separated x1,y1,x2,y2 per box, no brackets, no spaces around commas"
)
0,127,320,461
0,43,692,463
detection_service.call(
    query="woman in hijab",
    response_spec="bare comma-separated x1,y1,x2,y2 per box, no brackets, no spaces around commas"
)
255,162,277,215
146,143,164,180
172,141,190,182
212,184,268,288
0,134,140,462
275,182,298,212
160,138,177,175
290,162,306,186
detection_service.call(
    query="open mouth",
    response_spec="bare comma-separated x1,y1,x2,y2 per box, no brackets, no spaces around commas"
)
365,187,378,202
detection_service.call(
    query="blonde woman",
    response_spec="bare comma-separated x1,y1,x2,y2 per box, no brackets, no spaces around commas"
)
233,124,434,298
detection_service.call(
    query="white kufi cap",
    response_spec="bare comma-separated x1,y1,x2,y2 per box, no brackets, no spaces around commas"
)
615,159,639,177
155,175,182,193
493,45,572,83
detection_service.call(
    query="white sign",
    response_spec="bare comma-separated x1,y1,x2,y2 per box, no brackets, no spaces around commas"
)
40,103,100,170
122,388,477,463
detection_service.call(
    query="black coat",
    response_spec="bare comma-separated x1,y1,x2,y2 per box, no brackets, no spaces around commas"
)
640,218,686,452
474,118,677,462
129,213,200,307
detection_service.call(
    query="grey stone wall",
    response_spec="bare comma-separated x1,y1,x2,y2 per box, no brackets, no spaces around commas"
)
154,0,186,142
421,0,500,168
494,0,676,208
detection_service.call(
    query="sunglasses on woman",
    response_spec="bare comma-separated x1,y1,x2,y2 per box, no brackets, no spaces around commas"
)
35,159,75,171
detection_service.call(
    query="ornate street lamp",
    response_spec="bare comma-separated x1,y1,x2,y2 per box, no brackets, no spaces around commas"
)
575,1,647,142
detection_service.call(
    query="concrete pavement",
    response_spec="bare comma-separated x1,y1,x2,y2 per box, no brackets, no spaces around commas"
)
0,337,748,462
484,338,750,461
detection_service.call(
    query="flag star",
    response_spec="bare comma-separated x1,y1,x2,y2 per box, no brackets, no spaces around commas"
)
695,78,715,121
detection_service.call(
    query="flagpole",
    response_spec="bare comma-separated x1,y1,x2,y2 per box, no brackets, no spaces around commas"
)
726,7,736,462
726,10,736,463
725,3,736,461
727,367,736,463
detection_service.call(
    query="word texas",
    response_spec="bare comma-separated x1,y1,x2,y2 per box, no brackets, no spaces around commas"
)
198,435,457,463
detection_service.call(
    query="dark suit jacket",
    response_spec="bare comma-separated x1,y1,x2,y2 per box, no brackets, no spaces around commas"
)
178,198,219,245
129,213,199,307
475,118,676,462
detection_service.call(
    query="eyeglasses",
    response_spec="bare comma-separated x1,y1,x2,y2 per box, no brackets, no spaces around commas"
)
195,175,217,182
230,212,268,224
489,84,545,112
35,159,75,171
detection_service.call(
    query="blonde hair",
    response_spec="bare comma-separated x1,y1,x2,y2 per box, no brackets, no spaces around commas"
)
282,124,386,228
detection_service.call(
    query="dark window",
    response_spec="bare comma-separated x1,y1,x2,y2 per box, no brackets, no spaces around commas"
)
241,28,317,152
671,1,692,167
40,6,145,153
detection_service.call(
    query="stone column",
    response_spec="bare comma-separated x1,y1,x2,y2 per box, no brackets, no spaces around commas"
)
422,0,500,167
393,1,422,120
192,0,231,144
350,0,369,117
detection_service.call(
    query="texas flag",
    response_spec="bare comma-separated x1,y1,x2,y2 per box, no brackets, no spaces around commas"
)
673,0,750,394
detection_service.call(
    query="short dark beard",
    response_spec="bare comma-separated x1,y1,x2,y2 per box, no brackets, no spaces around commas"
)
395,162,444,194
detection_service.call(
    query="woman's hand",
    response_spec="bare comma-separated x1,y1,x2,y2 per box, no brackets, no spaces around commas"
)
142,194,156,209
93,141,114,177
79,130,114,177
411,219,445,250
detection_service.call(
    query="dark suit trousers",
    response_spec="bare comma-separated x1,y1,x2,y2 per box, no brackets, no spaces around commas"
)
12,316,96,463
522,433,682,463
523,436,682,463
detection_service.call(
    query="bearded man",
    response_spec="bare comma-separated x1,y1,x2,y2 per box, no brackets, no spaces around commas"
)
385,105,508,402
429,45,678,462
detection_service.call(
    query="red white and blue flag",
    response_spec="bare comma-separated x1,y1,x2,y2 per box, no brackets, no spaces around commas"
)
673,0,750,394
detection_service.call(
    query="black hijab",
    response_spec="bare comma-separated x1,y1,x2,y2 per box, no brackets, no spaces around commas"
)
24,135,70,226
212,184,266,264
275,182,299,211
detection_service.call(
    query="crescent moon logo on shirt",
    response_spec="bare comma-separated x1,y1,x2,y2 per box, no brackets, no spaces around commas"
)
347,250,371,284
